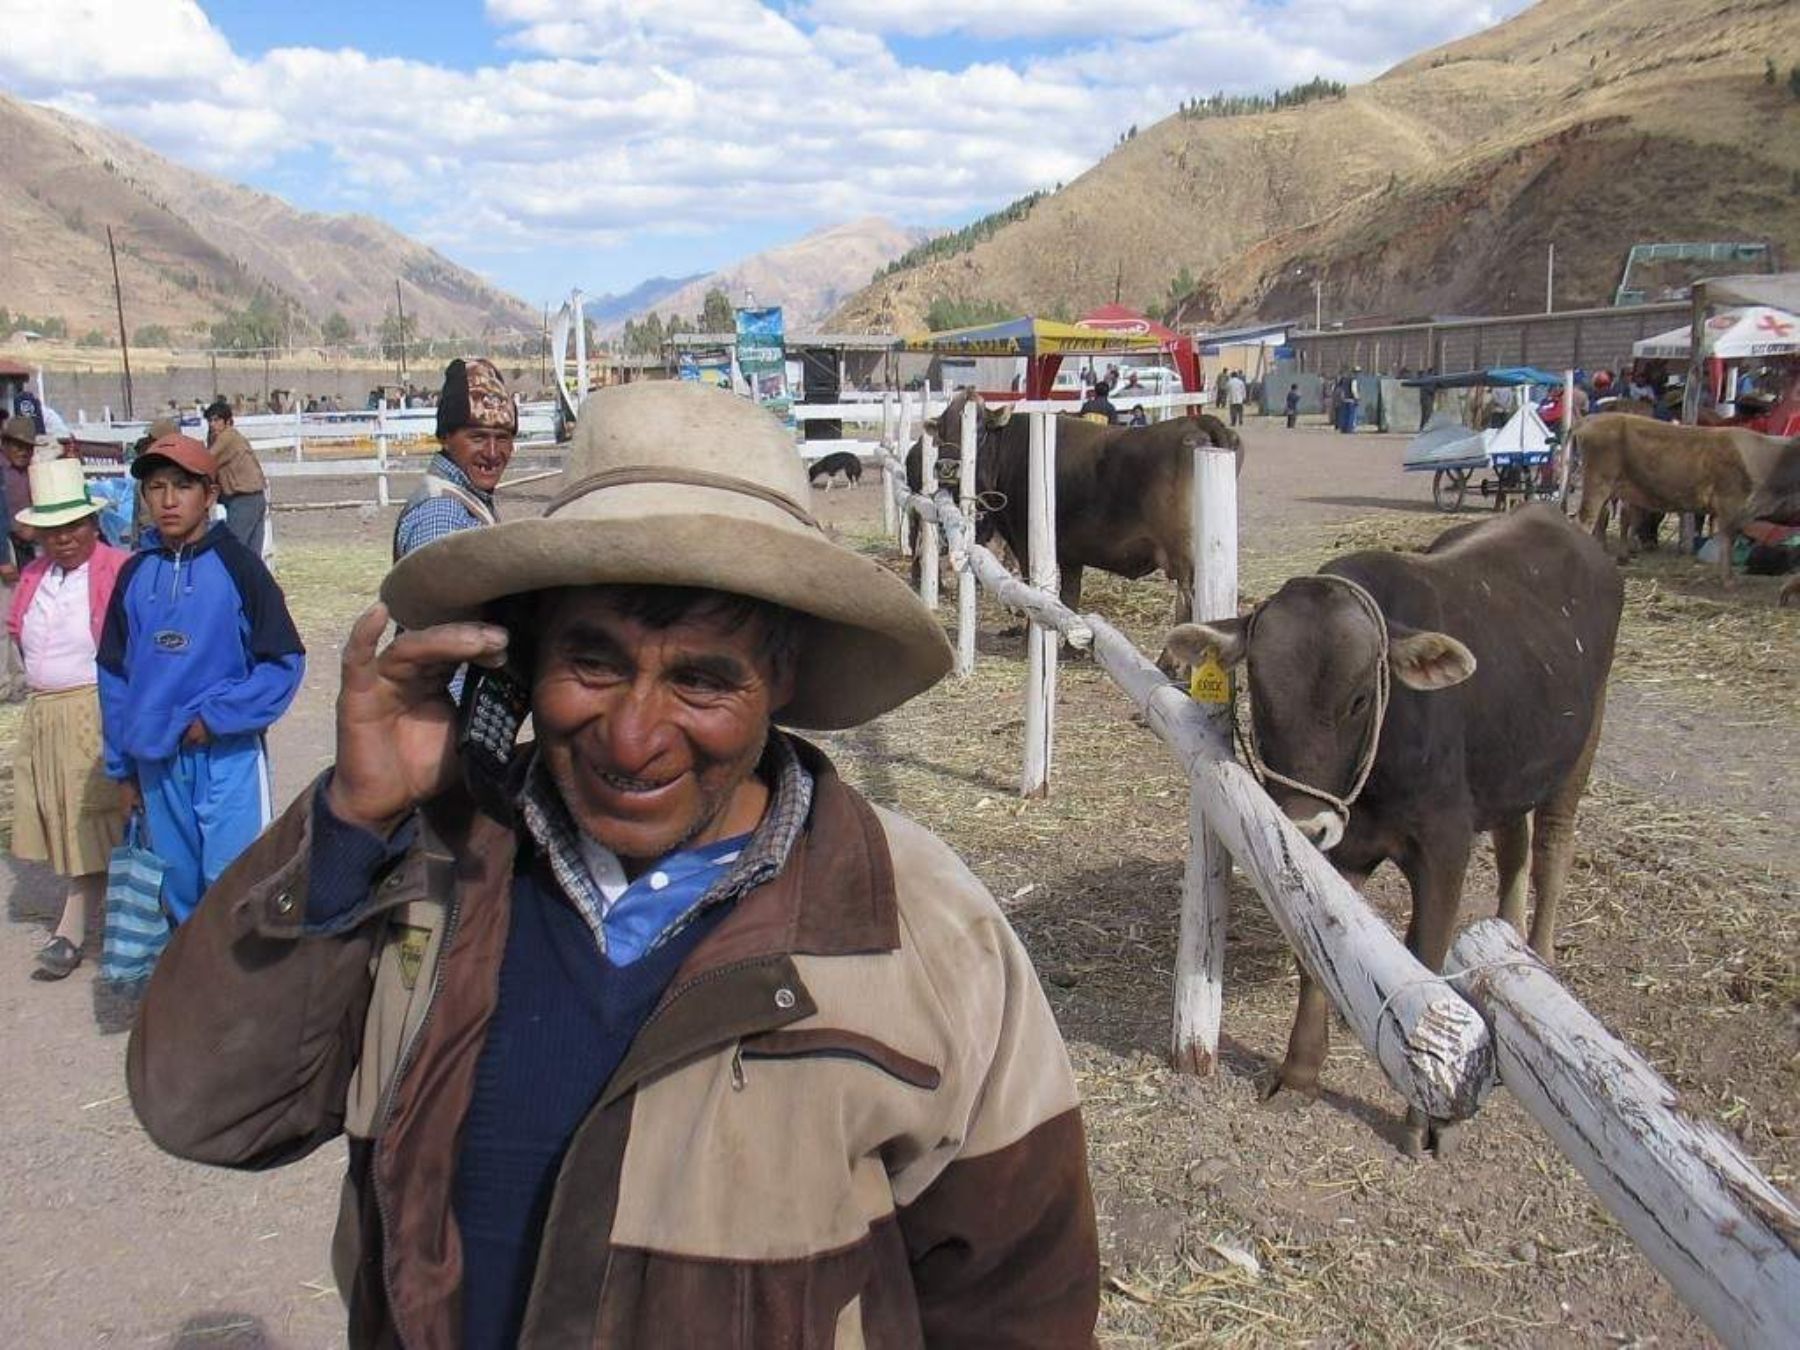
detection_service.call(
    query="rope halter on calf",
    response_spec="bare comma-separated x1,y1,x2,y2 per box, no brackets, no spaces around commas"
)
1234,573,1392,823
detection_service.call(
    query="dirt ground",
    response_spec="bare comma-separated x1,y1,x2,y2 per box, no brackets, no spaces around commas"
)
1,423,1793,1348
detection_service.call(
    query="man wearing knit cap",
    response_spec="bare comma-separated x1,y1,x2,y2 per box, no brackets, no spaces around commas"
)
202,399,270,554
392,357,516,560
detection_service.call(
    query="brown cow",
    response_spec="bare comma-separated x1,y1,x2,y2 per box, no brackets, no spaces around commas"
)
911,392,1241,617
1574,413,1800,582
1163,506,1622,1155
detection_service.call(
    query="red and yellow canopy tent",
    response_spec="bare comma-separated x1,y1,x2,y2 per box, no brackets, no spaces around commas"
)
899,313,1167,399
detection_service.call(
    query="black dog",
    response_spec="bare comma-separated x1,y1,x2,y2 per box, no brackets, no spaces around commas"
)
808,451,864,489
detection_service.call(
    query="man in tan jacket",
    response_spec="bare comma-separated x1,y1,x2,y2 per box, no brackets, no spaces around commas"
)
202,398,269,553
129,381,1100,1349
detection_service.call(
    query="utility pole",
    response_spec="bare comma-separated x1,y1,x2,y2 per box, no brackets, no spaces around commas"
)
1114,259,1124,304
1314,278,1323,331
1545,242,1556,314
540,303,549,388
394,279,409,384
106,225,135,418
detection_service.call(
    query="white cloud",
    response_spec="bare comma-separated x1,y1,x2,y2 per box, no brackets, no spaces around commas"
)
0,0,1528,290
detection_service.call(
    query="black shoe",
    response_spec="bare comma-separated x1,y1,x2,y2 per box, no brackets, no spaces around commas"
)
33,936,81,980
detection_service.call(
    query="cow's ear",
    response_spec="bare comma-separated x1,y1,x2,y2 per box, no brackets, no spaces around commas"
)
924,415,941,437
988,403,1014,428
1387,625,1476,690
1162,618,1247,669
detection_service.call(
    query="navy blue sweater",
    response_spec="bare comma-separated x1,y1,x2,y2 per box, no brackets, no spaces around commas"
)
304,799,731,1350
452,845,730,1349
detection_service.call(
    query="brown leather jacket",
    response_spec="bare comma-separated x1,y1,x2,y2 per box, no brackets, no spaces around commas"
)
128,741,1099,1348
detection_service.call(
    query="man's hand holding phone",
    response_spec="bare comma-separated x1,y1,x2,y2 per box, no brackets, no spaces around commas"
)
324,604,511,837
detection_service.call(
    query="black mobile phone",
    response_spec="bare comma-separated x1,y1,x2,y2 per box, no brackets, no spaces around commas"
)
456,660,531,821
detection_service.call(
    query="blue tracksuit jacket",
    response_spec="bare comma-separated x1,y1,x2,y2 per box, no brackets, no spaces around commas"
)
97,522,305,778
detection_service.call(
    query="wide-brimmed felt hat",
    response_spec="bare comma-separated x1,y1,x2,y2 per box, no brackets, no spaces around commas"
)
2,414,36,447
132,433,218,480
17,459,99,529
383,381,952,729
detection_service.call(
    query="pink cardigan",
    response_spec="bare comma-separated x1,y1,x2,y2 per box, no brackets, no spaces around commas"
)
8,542,129,645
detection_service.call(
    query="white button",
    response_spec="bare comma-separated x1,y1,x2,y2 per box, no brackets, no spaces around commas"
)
649,870,670,891
774,987,796,1010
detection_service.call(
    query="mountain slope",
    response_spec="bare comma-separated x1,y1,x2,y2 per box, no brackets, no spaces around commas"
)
0,91,536,340
599,217,936,336
830,0,1800,332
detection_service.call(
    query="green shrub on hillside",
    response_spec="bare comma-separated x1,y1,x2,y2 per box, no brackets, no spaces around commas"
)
874,192,1047,282
1179,76,1346,121
924,297,1014,331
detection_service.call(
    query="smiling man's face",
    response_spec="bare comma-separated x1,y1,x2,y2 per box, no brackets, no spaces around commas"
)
442,426,515,493
531,587,795,876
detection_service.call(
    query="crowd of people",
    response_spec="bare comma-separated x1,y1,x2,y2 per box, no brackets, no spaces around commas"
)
4,358,523,981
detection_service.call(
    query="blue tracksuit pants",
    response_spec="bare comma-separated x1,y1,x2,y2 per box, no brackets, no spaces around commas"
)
139,733,273,923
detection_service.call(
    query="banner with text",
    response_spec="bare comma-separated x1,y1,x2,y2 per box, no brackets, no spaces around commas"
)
734,306,791,418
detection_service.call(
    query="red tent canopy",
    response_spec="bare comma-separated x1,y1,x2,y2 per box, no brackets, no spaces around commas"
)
1074,304,1199,400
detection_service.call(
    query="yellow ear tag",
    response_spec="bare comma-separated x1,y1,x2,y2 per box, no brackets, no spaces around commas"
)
1189,652,1231,704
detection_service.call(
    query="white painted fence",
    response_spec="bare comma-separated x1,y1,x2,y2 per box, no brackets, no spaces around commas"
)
877,397,1800,1349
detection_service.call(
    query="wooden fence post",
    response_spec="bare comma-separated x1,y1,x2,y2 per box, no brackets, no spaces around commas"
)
1173,445,1239,1074
896,388,916,556
880,391,896,539
1557,368,1577,509
1022,411,1058,797
375,406,391,508
919,398,939,612
1449,920,1800,1350
955,398,979,676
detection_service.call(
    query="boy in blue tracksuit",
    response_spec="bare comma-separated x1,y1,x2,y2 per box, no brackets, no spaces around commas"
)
98,434,304,922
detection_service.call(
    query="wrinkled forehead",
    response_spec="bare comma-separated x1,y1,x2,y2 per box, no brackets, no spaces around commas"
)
1248,579,1384,677
536,585,780,662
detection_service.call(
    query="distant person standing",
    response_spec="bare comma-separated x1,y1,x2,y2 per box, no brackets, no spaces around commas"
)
1227,371,1247,427
8,459,130,979
393,358,517,560
202,399,269,554
1284,383,1300,429
3,414,41,571
1078,379,1119,425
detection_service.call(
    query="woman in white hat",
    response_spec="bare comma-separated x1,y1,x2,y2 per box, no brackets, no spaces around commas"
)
8,457,131,979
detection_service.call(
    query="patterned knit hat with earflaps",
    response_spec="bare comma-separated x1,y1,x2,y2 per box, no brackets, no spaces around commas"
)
384,381,953,730
436,358,518,440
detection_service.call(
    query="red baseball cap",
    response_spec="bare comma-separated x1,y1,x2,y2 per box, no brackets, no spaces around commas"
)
132,433,218,480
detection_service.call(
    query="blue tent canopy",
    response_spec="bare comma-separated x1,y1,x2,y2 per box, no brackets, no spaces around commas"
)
1402,366,1564,389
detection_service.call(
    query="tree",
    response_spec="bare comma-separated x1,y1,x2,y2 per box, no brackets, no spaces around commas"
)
133,323,173,347
321,310,355,344
210,291,287,353
699,286,734,333
77,329,111,348
379,307,418,360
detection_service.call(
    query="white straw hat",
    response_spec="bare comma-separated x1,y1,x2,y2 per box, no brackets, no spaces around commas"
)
382,381,951,729
16,458,99,529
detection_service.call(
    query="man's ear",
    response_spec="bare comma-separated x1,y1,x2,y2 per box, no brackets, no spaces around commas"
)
1387,623,1476,690
1161,617,1248,669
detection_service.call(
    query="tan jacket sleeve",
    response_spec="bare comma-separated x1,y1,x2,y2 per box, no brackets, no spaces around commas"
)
872,809,1100,1347
126,776,429,1169
895,916,1100,1348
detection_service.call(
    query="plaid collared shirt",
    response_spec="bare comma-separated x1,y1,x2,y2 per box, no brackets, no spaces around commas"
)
518,732,814,959
394,452,498,558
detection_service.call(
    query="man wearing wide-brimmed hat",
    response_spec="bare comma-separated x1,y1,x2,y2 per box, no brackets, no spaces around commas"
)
7,457,131,978
392,357,517,561
130,382,1099,1349
202,398,269,553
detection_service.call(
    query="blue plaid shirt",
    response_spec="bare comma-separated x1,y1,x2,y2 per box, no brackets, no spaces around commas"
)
394,453,498,559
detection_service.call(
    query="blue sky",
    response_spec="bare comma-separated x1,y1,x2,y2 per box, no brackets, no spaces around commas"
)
6,0,1525,310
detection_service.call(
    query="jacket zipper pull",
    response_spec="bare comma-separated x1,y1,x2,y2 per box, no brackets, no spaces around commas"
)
730,1044,746,1092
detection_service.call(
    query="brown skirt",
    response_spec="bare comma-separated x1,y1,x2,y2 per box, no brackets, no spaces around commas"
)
11,685,125,877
